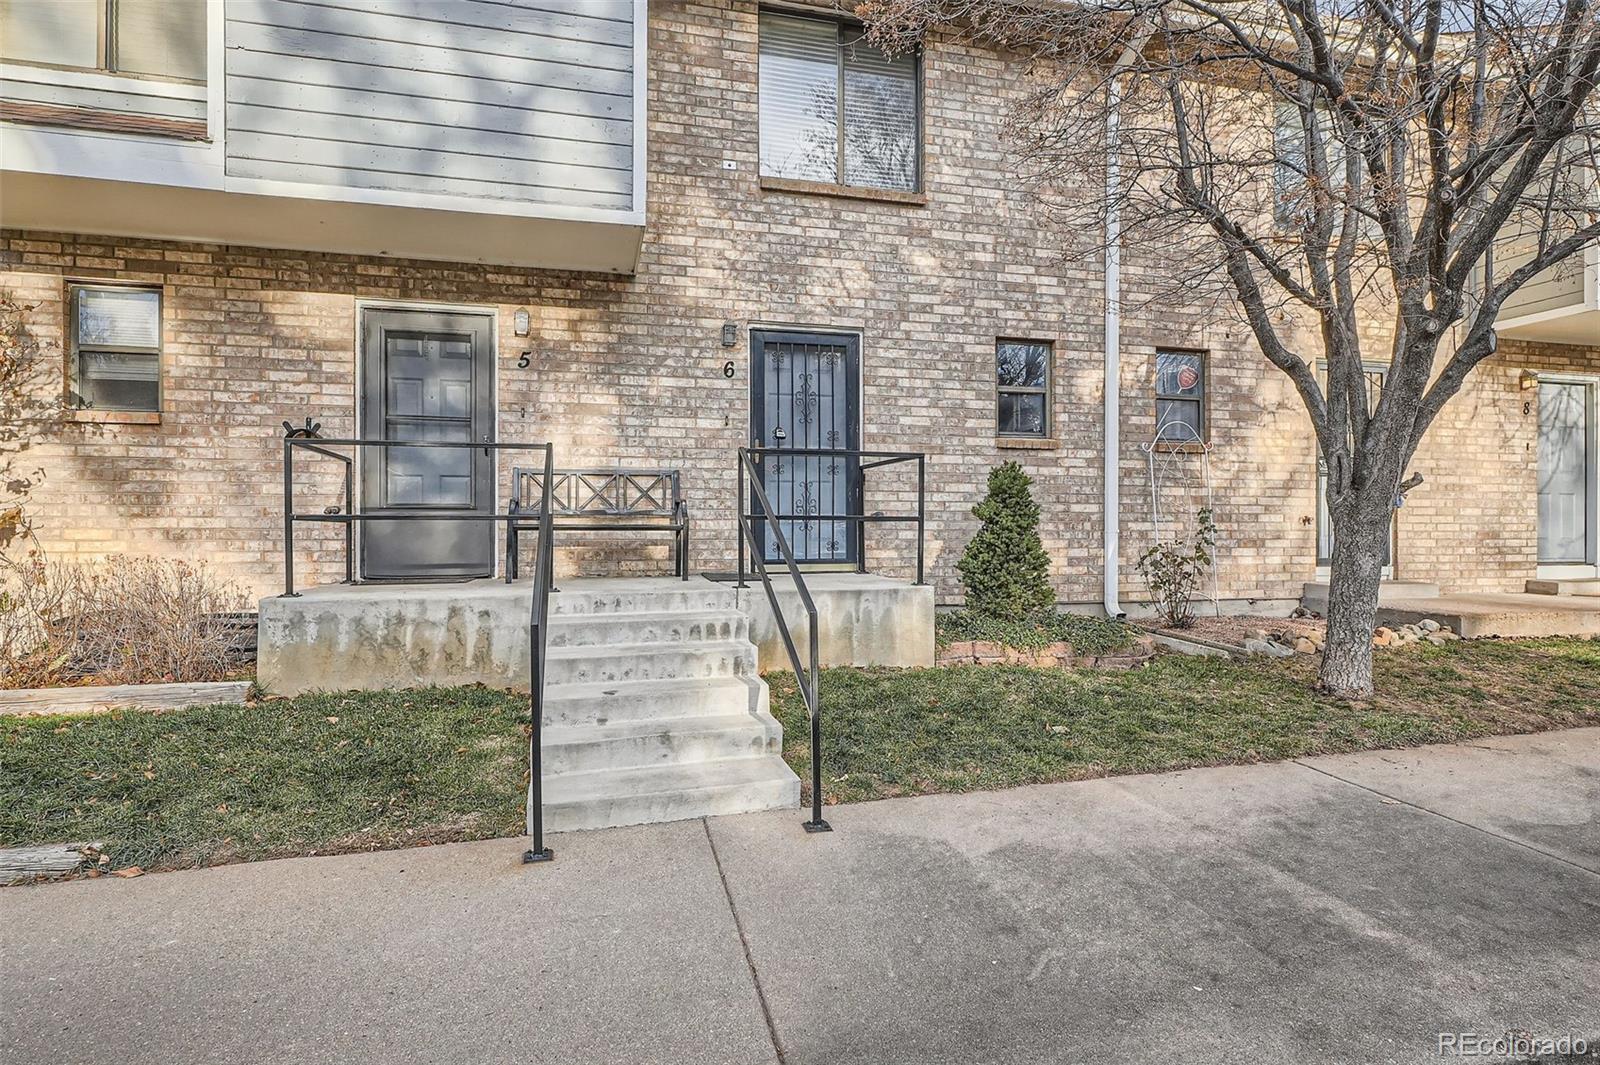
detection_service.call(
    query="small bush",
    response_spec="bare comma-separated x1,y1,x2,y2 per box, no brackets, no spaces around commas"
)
936,609,1135,656
957,461,1055,620
0,553,249,689
1137,508,1217,629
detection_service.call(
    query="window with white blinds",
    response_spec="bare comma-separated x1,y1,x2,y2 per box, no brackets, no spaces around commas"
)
71,284,162,413
0,0,206,82
758,11,920,192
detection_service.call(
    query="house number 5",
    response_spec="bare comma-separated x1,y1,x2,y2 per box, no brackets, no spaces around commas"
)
723,361,735,379
517,352,531,369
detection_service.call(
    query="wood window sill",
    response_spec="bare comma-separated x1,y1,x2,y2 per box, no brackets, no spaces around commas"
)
997,436,1057,450
67,409,161,426
758,176,927,206
0,101,207,141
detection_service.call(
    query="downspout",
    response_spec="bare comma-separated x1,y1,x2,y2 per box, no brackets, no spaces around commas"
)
1102,30,1149,620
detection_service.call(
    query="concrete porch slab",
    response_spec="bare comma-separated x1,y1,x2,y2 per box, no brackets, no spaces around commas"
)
732,572,935,670
1374,592,1600,638
257,574,936,696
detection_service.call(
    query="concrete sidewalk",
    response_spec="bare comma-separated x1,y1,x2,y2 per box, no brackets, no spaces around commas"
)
4,730,1598,1065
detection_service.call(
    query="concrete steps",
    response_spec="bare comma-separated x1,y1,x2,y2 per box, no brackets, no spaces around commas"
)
532,577,798,834
543,757,800,833
1526,578,1600,597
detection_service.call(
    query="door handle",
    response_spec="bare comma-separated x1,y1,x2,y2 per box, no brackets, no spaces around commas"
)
482,434,492,457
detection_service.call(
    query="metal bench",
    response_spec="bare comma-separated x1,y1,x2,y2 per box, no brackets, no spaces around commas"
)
506,468,690,582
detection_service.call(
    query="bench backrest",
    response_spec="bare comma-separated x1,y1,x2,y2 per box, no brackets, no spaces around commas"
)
511,468,681,518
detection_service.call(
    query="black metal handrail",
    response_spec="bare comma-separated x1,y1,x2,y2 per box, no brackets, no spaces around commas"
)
280,435,558,596
736,447,829,833
278,429,557,865
736,447,926,586
522,443,557,864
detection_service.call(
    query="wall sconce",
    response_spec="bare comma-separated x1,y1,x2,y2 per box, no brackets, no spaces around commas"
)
513,308,531,337
721,322,738,347
1519,369,1539,391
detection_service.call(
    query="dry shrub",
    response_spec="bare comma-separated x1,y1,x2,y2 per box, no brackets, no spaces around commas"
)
0,553,249,689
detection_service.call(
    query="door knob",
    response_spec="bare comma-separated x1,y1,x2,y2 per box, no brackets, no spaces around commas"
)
773,427,787,442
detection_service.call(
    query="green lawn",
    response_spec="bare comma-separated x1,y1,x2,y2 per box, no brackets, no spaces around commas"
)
768,637,1600,803
4,637,1597,872
0,687,528,871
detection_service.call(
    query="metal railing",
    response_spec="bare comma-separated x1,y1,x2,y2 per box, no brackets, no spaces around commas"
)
278,429,558,864
735,446,830,833
734,446,928,833
736,447,927,586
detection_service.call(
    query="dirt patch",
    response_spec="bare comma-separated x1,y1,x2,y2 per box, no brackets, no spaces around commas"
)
1146,614,1326,649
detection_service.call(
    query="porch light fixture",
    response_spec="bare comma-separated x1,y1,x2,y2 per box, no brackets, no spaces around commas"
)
513,308,531,337
721,322,738,347
1519,369,1539,391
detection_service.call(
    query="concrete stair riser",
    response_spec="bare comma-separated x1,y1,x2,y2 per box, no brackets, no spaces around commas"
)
550,587,738,617
547,610,748,649
544,641,756,685
542,715,782,775
541,676,765,728
539,757,801,834
1526,578,1600,597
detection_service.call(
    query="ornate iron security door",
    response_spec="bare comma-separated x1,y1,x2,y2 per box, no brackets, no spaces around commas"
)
750,330,861,565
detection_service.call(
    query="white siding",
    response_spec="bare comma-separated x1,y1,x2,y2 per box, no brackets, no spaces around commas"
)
1500,241,1590,318
223,0,635,211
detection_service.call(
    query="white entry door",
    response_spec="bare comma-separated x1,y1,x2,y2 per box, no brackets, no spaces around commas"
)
1538,378,1598,574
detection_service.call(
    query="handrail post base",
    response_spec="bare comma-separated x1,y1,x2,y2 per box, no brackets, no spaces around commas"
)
803,819,833,833
521,847,555,864
279,592,302,598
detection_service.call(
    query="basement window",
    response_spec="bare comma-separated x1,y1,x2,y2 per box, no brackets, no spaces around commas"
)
70,283,162,412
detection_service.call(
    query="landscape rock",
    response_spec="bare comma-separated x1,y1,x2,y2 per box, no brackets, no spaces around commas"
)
1419,619,1441,633
1293,637,1317,654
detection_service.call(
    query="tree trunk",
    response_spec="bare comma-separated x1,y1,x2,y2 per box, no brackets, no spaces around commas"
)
1318,504,1390,699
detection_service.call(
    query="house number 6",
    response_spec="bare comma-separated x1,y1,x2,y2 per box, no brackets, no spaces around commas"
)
723,361,735,379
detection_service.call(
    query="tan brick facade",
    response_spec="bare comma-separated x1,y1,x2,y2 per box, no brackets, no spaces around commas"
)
3,1,1595,605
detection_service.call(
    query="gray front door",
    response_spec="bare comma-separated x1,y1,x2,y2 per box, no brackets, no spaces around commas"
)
360,308,495,580
1538,380,1596,564
750,330,861,565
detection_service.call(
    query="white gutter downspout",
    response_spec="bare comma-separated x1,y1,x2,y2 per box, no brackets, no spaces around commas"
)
1103,32,1148,620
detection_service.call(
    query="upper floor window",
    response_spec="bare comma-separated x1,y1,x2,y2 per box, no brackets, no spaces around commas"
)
1154,350,1206,444
758,10,920,193
997,339,1051,438
70,283,162,412
0,0,206,82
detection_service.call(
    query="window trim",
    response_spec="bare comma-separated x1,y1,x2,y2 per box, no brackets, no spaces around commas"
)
995,337,1053,440
67,280,164,415
756,6,925,196
1153,348,1207,448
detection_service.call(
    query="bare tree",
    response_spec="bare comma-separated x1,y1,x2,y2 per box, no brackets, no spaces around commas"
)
861,0,1600,696
0,290,60,555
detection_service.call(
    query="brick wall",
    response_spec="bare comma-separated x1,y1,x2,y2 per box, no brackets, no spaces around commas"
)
2,1,1593,605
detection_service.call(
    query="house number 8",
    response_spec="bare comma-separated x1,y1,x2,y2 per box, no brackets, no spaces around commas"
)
723,361,735,379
